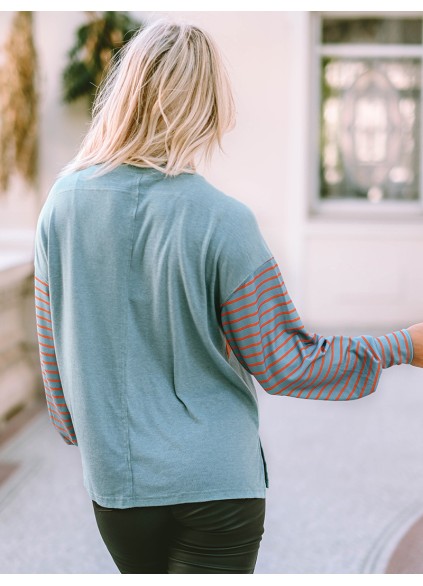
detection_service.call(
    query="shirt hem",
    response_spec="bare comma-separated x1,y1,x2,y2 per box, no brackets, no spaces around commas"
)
87,486,267,509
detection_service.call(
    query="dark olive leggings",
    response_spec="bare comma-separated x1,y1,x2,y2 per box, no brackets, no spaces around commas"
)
92,497,266,574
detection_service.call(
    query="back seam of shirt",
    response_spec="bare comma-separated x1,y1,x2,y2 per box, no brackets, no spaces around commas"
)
122,175,143,500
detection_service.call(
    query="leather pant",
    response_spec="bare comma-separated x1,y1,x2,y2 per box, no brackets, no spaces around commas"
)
92,497,266,574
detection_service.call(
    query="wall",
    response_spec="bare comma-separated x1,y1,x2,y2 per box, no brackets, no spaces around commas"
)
0,12,37,232
0,11,88,267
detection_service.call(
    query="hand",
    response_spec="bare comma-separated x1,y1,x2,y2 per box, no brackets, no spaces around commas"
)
406,323,423,368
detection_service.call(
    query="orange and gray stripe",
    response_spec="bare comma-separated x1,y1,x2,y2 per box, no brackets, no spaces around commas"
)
34,274,77,445
221,257,413,401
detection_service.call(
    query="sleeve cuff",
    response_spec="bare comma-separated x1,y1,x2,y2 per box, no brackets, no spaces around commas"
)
375,329,414,367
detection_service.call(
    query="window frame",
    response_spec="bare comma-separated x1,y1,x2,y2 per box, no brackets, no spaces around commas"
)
309,11,423,221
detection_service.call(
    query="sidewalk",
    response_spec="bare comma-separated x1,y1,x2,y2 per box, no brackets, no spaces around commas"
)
0,364,422,573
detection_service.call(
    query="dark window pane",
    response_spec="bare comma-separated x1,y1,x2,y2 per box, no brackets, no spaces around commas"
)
322,18,422,45
319,57,420,201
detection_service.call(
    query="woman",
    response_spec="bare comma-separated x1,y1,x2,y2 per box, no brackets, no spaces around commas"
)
33,18,423,574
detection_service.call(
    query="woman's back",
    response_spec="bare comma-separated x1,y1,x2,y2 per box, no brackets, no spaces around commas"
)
34,162,271,508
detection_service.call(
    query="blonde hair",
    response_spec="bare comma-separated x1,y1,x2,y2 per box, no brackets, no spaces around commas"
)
59,18,236,178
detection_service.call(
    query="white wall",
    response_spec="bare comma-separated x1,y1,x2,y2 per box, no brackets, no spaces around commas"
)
0,11,88,251
0,10,421,332
35,11,89,201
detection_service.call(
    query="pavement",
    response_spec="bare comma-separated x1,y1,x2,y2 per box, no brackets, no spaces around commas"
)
0,363,422,574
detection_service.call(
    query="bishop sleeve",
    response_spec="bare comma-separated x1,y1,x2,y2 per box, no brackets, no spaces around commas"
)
34,274,78,445
220,257,414,400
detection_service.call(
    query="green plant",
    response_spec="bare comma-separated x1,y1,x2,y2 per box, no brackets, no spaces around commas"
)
62,11,143,108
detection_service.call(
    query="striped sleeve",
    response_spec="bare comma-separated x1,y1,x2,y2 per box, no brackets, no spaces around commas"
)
34,274,78,445
220,257,414,401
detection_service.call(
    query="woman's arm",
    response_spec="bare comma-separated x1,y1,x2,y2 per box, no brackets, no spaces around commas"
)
34,274,78,445
220,257,416,400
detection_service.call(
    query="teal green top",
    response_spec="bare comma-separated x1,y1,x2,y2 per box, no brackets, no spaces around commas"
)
33,163,413,509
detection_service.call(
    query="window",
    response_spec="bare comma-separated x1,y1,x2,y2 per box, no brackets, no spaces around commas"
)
311,13,423,217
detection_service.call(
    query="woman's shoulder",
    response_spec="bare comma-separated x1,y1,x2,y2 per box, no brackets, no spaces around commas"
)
182,172,255,222
46,164,256,228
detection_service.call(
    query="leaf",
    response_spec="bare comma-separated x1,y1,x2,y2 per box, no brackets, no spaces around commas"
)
62,11,143,107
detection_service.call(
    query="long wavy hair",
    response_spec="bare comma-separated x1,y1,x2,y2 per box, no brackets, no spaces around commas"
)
59,18,236,178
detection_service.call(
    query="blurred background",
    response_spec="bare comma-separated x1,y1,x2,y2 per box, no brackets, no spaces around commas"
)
0,10,422,574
